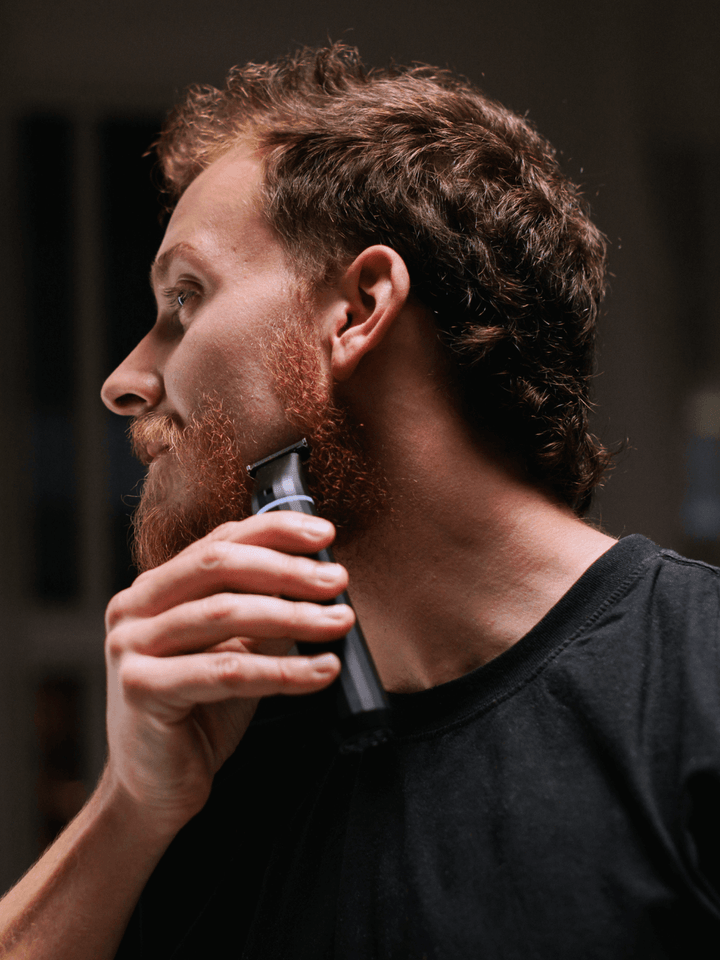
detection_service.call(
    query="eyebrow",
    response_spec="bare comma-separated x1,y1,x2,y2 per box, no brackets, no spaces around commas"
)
149,241,205,289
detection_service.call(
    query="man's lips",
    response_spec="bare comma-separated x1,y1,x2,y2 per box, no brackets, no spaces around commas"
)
130,413,182,466
145,441,170,463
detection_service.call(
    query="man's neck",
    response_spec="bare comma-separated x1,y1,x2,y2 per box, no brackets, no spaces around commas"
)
331,301,615,693
333,429,615,694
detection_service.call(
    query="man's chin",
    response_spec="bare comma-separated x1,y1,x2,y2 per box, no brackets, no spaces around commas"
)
145,454,187,504
129,401,254,572
132,480,254,573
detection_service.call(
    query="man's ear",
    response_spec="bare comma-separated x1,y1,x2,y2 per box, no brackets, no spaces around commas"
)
329,245,411,382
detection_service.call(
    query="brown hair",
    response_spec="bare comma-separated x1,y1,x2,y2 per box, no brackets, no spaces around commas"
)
155,44,612,514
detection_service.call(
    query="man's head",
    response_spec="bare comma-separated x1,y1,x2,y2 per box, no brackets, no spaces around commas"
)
102,145,389,571
154,43,611,515
103,44,612,570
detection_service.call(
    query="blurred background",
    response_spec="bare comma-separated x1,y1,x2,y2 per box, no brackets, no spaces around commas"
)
1,0,718,890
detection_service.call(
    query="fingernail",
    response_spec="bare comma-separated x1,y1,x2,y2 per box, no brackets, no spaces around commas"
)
314,653,339,673
324,604,352,620
302,517,332,537
316,563,344,585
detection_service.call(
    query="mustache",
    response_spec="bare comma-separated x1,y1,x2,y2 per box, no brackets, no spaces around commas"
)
128,413,184,465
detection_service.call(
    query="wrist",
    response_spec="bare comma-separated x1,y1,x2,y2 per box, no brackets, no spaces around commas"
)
94,764,197,852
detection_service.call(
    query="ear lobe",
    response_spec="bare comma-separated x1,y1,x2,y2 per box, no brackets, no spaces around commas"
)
330,246,411,382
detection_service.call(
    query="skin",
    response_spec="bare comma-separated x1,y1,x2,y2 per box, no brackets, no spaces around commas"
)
0,143,616,958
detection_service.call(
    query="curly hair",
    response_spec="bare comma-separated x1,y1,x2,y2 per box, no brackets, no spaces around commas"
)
154,44,612,514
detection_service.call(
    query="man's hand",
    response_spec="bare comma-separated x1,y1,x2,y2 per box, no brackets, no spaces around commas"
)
0,513,350,959
103,511,351,836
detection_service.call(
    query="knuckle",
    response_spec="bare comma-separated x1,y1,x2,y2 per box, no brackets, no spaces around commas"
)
105,626,129,660
212,652,244,686
117,658,146,701
132,568,155,585
209,520,243,540
285,554,320,584
274,658,297,689
105,589,132,629
197,540,233,571
277,552,303,580
201,593,239,623
288,601,317,632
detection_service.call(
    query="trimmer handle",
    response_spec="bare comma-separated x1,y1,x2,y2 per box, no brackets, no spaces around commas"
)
248,439,390,751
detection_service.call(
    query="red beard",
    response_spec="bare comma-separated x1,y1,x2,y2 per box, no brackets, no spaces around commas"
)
128,315,386,573
128,398,253,572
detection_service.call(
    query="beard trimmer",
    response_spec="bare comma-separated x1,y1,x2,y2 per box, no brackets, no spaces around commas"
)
247,438,390,751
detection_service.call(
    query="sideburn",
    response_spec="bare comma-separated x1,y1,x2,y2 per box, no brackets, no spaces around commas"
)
263,312,389,544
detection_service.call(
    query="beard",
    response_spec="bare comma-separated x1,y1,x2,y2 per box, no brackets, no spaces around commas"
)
128,311,387,573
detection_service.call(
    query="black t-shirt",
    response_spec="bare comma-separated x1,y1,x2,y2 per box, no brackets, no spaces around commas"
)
117,535,720,958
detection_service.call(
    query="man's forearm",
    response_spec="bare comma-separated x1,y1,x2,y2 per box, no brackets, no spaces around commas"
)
0,770,174,959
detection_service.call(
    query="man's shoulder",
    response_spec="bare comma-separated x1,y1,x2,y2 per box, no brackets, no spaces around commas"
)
595,534,720,621
574,536,720,719
655,544,720,583
542,535,720,705
635,538,720,623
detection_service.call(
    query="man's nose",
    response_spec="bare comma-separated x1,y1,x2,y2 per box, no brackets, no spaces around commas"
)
101,335,164,416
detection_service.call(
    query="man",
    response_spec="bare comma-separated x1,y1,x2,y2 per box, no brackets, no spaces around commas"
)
2,44,720,958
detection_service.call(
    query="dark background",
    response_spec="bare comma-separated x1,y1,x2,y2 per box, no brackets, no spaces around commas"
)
1,0,718,890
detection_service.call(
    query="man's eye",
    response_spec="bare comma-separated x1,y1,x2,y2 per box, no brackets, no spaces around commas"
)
163,287,197,313
176,289,199,309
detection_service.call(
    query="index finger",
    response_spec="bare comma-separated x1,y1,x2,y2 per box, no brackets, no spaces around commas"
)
107,512,344,626
204,512,336,553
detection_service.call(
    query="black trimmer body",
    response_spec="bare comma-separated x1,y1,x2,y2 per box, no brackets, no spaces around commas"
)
248,439,391,751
